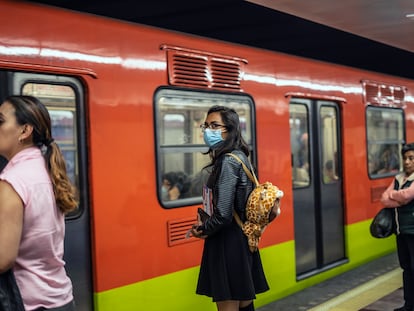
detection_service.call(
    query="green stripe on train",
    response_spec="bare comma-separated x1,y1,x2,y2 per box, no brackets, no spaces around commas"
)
94,220,396,310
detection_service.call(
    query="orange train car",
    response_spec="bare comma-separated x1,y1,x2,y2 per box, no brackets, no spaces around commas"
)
0,1,412,310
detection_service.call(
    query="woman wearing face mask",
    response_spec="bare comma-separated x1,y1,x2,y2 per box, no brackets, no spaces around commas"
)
190,105,269,311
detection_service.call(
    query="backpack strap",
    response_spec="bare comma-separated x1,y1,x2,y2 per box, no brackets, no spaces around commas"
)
233,209,244,228
226,153,258,228
226,153,259,186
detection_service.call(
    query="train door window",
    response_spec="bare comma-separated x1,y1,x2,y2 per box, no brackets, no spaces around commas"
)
21,83,79,213
155,88,254,208
367,107,404,178
290,101,310,187
320,106,338,184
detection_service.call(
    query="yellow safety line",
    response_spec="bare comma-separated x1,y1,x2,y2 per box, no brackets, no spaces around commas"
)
308,268,402,311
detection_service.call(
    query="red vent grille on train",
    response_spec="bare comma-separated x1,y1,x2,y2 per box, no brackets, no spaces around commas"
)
167,217,198,246
161,45,247,91
362,80,406,108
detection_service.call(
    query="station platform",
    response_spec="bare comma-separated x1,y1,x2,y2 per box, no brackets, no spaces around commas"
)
258,252,403,311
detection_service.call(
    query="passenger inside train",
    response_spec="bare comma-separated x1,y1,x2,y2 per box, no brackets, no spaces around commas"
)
297,132,309,171
161,171,191,201
369,144,400,175
323,159,338,183
291,131,310,187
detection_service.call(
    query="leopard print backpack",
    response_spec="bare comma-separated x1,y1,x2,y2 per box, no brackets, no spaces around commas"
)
227,153,283,252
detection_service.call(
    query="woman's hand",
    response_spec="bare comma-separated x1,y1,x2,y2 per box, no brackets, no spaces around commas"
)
190,225,207,239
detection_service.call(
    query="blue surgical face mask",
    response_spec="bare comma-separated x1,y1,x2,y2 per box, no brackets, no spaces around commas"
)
161,186,169,201
203,128,223,147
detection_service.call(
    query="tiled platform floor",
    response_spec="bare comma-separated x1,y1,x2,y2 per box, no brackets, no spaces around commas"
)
258,252,401,311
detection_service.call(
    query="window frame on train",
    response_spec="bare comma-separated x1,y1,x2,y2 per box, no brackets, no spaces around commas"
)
366,106,405,179
290,102,311,188
290,99,340,188
154,87,256,209
19,79,83,219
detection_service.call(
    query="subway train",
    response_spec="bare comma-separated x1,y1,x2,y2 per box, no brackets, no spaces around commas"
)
1,1,412,310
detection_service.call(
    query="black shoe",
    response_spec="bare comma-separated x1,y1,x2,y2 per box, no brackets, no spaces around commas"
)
394,306,413,311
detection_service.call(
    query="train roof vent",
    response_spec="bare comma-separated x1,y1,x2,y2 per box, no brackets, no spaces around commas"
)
170,53,209,88
161,45,247,91
167,217,198,247
211,58,242,90
362,80,406,108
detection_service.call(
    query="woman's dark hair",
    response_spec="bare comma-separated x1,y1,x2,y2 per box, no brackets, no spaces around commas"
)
204,105,250,166
401,143,414,156
4,95,78,214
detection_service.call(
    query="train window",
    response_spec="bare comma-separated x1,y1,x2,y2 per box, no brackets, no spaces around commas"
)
22,83,79,211
366,107,404,178
155,88,254,208
320,106,338,184
290,102,310,188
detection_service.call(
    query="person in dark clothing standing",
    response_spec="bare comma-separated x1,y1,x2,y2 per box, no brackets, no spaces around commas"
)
190,105,269,311
381,143,414,311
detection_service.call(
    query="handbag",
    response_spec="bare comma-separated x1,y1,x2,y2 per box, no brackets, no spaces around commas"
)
370,208,395,238
0,269,25,311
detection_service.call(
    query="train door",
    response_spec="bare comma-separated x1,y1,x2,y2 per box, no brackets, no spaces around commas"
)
0,71,93,311
290,98,346,278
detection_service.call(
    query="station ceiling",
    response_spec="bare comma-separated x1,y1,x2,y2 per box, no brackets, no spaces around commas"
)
26,0,414,80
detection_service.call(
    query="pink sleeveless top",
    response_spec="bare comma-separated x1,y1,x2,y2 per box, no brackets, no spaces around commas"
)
0,147,73,311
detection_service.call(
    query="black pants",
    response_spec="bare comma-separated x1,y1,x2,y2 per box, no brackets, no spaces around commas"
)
396,234,414,308
33,300,75,311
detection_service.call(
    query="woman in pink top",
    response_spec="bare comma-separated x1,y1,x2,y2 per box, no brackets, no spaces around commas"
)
0,96,78,311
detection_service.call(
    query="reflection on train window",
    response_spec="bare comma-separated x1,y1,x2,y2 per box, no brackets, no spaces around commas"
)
366,107,404,178
155,88,254,208
290,102,310,188
22,83,79,212
320,105,338,184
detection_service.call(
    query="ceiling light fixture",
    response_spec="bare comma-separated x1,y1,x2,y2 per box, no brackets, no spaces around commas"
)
406,13,414,19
